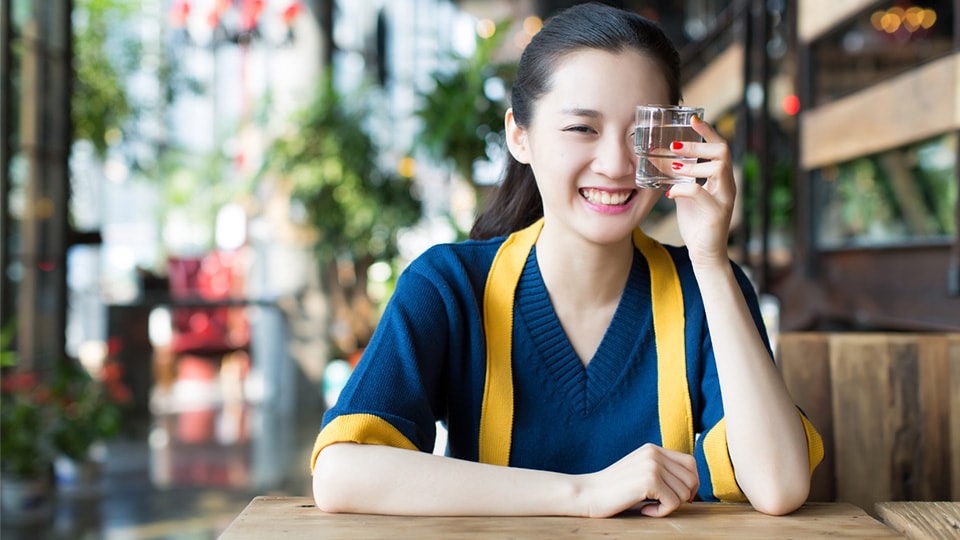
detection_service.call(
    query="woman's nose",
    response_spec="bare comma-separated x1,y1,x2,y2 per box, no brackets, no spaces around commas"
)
593,135,637,179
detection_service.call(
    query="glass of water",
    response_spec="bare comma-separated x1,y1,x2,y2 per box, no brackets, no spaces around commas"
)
634,105,704,189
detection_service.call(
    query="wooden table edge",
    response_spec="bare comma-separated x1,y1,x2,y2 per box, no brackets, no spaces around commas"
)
875,501,960,540
219,497,903,539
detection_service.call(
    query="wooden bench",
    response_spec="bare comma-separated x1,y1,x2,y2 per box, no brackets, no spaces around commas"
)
777,333,960,514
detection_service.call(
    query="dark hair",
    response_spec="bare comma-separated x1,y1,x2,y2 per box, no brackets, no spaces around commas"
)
469,2,681,240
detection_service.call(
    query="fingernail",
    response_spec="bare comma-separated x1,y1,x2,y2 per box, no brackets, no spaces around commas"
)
665,189,673,198
692,115,702,124
671,161,683,170
670,141,684,151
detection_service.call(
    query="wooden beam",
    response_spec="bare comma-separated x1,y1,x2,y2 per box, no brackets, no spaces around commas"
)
798,0,881,44
801,53,960,170
681,42,744,122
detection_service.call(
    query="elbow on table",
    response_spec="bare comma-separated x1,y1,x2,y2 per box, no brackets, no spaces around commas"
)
748,478,810,516
312,444,357,513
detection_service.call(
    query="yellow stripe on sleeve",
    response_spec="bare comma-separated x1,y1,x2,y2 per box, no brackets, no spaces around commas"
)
309,413,418,472
800,412,825,473
701,411,825,502
700,418,747,502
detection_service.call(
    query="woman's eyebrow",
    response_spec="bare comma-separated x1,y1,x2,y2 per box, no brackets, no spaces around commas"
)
559,107,602,118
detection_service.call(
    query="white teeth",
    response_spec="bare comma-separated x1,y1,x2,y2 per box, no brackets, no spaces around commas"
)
581,188,631,205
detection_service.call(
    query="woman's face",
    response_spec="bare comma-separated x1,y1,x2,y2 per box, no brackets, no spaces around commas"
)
506,48,671,247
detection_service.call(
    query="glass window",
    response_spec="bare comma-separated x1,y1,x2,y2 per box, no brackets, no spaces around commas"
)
811,0,954,105
814,133,957,248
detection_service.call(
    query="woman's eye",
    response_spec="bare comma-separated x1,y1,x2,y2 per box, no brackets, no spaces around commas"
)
565,125,595,134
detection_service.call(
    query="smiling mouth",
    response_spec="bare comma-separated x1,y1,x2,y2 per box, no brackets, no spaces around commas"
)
579,188,636,206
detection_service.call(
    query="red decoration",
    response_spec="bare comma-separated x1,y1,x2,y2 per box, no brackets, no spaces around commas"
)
282,1,303,27
169,0,191,29
782,94,800,116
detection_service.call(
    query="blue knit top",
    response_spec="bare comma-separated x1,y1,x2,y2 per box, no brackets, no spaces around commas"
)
311,233,822,502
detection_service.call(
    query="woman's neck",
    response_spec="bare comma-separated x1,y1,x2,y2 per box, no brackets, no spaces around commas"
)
534,223,634,310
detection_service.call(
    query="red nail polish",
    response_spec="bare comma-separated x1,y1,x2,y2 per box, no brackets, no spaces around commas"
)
671,161,683,170
665,189,672,198
671,141,684,151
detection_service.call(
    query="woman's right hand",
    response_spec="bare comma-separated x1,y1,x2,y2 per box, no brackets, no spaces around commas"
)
577,443,699,518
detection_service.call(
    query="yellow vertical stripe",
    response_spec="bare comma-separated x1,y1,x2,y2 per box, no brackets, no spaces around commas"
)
633,228,694,454
478,219,544,465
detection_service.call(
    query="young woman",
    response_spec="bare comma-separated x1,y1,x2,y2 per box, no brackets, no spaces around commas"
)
311,2,822,518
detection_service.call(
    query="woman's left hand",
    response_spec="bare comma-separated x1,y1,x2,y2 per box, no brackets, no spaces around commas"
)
663,116,736,268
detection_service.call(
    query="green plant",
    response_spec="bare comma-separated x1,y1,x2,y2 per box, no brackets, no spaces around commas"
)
414,20,515,183
1,371,56,478
73,0,139,158
0,319,16,368
48,357,131,462
266,76,421,353
742,152,794,233
267,77,421,264
1,326,130,475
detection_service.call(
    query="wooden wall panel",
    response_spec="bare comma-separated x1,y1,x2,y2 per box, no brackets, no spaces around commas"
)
951,336,960,501
778,333,959,514
829,335,900,513
915,336,950,501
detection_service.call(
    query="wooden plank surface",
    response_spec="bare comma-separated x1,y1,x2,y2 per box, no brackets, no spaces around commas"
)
875,502,960,540
915,336,951,501
830,334,900,513
822,333,959,513
217,498,902,539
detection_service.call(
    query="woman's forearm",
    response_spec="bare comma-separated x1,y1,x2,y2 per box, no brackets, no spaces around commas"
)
692,262,811,515
313,443,583,517
314,440,700,518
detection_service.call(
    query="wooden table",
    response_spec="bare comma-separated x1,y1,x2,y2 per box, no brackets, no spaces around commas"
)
218,497,903,539
875,501,960,540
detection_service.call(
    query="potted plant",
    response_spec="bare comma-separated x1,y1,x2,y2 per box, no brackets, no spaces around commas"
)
48,351,131,495
0,323,57,523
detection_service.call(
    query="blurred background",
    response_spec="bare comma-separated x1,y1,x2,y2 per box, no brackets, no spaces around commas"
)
0,0,957,538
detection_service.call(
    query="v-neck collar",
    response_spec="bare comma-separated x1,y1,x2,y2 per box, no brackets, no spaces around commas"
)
478,218,693,466
515,246,650,415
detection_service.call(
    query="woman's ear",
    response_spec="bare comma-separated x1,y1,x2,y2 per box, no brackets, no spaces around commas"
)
504,109,531,164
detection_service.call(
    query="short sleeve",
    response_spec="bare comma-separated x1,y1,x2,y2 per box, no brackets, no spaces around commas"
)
694,411,825,502
309,268,452,471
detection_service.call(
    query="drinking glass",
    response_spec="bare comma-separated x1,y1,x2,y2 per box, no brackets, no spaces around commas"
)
634,105,704,189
